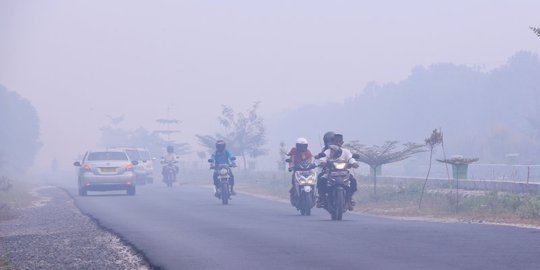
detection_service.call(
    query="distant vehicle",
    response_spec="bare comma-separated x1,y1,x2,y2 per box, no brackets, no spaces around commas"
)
117,147,154,184
136,148,155,184
74,149,138,196
162,159,178,188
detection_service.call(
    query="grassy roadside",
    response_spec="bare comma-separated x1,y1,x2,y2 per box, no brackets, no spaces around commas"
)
0,175,37,270
180,169,540,227
0,175,38,222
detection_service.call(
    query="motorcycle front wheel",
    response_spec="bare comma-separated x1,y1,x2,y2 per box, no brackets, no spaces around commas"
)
300,191,312,216
221,182,230,205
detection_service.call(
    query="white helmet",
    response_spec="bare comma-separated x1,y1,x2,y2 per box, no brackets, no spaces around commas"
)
296,137,308,144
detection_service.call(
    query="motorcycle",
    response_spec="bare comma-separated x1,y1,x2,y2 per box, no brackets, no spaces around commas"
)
317,151,359,221
208,158,236,205
161,160,178,187
286,160,317,216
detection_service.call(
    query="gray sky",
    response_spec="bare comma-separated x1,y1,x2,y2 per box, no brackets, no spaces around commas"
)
1,0,539,169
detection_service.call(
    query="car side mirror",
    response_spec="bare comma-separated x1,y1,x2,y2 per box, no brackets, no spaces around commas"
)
352,154,360,159
208,159,214,163
73,161,81,167
285,158,292,163
132,160,139,165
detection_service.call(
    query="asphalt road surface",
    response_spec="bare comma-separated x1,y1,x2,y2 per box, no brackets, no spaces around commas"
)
63,183,540,270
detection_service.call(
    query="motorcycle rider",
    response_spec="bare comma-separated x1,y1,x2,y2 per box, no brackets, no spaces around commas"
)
315,131,336,207
318,143,359,211
161,145,179,181
287,137,314,202
210,140,237,195
333,133,358,210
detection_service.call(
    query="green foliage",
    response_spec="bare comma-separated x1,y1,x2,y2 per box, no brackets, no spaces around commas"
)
0,85,41,171
347,140,425,196
347,140,426,168
425,129,443,149
531,26,540,38
196,102,268,169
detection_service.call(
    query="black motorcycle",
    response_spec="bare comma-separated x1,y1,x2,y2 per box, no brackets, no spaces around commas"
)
208,158,236,205
286,160,317,216
316,150,359,221
324,160,353,220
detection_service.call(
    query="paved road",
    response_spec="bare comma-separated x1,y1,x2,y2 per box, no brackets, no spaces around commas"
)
63,183,540,270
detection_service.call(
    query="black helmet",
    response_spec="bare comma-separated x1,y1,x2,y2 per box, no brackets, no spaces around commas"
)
215,140,226,152
334,134,344,146
323,131,336,147
166,145,174,153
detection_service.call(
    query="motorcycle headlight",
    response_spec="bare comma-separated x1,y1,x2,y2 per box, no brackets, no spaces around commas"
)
296,171,316,185
334,162,348,170
305,174,317,185
219,168,228,175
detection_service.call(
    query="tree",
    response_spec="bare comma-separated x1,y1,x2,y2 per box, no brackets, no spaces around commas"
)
531,26,540,38
346,140,425,196
0,85,41,172
196,102,268,169
419,129,445,208
99,115,189,158
277,141,288,171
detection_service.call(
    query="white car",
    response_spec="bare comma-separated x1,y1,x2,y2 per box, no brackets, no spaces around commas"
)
136,148,155,184
119,147,154,184
74,149,138,196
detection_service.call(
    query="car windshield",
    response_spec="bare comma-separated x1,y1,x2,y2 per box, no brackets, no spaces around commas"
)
139,150,151,160
125,149,141,161
87,152,128,161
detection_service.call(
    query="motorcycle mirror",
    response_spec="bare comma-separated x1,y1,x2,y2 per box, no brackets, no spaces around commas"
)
73,161,81,167
285,158,292,163
352,153,360,159
131,160,139,166
231,157,237,161
315,153,326,159
208,159,214,163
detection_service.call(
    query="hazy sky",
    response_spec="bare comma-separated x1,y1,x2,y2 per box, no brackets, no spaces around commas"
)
1,0,539,169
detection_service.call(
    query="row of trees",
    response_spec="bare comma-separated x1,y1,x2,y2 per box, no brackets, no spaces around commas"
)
99,102,268,170
0,85,41,173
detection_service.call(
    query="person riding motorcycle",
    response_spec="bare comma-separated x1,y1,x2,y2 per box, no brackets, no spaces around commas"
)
333,133,358,209
161,145,179,179
318,143,359,211
315,131,336,207
287,137,314,201
210,140,237,195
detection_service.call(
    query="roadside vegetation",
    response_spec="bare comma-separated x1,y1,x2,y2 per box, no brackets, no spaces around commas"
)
183,169,540,227
0,175,37,221
0,179,34,217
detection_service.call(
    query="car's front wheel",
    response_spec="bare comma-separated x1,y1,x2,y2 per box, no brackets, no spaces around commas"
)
127,186,136,196
78,187,87,196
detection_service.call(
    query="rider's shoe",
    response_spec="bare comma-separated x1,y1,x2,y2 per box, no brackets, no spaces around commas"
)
348,200,355,211
316,194,326,208
230,190,237,196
